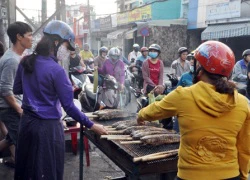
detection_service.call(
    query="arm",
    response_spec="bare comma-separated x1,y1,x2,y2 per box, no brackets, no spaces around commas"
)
233,62,247,81
170,60,177,75
0,59,22,114
158,61,164,85
53,68,94,128
138,89,178,122
122,56,130,66
142,61,155,86
237,107,250,180
13,63,23,95
119,61,125,85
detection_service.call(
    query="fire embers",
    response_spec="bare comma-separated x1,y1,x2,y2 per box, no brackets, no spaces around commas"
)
196,136,228,162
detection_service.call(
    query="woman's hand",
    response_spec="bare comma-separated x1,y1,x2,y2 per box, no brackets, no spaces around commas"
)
137,116,146,125
90,124,108,135
154,85,165,94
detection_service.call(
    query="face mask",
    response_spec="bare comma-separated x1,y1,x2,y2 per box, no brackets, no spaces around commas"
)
134,48,139,52
110,55,119,61
149,52,158,59
190,66,194,73
57,44,70,61
71,54,76,58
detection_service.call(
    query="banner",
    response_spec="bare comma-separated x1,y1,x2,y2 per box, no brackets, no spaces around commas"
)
128,5,152,23
117,12,129,25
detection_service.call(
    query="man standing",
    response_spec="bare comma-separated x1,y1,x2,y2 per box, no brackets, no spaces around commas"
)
0,22,33,167
171,47,190,79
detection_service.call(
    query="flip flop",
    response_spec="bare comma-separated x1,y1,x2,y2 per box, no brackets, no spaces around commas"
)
3,160,15,168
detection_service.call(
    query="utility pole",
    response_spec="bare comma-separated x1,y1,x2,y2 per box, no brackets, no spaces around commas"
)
7,0,16,25
0,0,7,47
87,0,91,46
41,0,47,23
55,0,66,21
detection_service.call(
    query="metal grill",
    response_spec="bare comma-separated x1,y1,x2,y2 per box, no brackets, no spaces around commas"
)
113,140,179,163
93,118,179,163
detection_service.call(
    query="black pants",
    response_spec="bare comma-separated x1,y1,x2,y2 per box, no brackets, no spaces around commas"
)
176,176,240,180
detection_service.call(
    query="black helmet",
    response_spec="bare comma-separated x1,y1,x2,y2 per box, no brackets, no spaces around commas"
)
99,46,108,55
178,47,188,55
149,44,161,52
242,49,250,57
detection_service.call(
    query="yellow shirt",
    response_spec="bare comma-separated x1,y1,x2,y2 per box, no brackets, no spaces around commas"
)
138,81,250,180
80,50,94,60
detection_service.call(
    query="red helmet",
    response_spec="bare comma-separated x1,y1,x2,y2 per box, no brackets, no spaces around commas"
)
194,41,235,77
141,47,148,52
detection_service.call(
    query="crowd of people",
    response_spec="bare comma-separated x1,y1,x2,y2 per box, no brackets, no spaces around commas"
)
0,19,249,180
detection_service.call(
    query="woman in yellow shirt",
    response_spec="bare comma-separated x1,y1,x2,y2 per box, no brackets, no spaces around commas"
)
137,41,250,180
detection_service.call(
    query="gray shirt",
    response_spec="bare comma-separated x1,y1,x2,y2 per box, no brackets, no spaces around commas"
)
170,58,190,78
0,49,22,108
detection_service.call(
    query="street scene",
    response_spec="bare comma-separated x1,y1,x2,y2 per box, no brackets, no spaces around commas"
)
1,0,250,180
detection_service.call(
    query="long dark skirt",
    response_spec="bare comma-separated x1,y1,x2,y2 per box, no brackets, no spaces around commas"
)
15,113,65,180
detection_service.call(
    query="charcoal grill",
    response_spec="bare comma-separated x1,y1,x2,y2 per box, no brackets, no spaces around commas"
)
84,119,179,179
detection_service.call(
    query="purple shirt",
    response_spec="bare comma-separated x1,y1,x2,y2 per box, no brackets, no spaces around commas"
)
13,55,93,128
98,59,125,84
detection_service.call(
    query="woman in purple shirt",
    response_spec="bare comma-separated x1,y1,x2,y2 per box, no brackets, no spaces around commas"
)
13,20,108,180
98,47,125,90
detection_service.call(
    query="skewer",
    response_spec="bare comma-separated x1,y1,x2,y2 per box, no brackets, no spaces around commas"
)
100,135,131,140
133,149,179,162
107,130,123,134
141,151,178,162
120,140,142,144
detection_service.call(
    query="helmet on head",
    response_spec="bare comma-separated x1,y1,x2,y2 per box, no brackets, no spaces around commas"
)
242,49,250,57
99,46,108,55
194,41,235,77
133,44,140,52
149,44,161,53
187,50,195,61
141,47,149,52
43,20,75,51
133,44,140,48
108,47,121,60
178,47,188,55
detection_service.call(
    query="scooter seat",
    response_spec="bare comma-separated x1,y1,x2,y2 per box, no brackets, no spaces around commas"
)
85,83,97,100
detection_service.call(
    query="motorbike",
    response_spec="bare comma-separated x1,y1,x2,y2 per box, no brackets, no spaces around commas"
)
136,73,179,130
126,59,144,98
79,73,131,113
69,66,93,99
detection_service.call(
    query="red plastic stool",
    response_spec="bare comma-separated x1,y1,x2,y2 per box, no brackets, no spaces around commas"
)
65,124,90,167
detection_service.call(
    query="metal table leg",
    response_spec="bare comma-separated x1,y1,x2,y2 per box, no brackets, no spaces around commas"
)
79,125,84,180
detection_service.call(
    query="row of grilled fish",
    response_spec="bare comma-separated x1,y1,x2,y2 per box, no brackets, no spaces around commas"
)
93,109,136,120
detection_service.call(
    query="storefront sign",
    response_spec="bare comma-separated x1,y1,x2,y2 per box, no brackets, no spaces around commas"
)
206,0,241,21
128,5,152,23
99,15,112,30
117,12,129,25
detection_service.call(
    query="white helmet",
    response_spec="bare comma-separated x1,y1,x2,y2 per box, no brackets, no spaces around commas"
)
133,44,140,48
108,47,121,60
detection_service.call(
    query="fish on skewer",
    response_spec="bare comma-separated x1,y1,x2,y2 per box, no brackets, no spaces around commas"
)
131,129,176,140
140,134,180,146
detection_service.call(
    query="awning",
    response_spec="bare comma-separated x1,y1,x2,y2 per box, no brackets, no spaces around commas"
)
107,29,128,39
125,28,137,39
201,22,250,40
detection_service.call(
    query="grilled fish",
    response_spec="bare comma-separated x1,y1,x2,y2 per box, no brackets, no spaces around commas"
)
140,134,180,146
131,128,176,140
